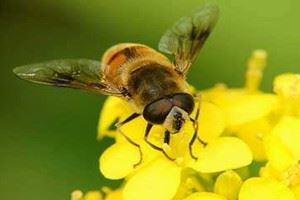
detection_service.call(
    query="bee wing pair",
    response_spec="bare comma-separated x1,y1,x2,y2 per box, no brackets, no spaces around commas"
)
13,4,219,97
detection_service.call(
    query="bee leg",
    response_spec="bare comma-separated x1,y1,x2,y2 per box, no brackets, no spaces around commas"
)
144,123,175,161
162,130,176,161
116,113,140,127
163,130,170,144
116,113,143,167
189,118,199,160
192,95,207,146
189,100,209,160
197,136,207,146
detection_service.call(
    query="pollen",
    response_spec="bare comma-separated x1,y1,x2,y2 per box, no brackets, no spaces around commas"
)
280,164,300,187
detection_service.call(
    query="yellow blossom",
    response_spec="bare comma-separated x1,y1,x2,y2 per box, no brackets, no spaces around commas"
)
239,72,300,199
260,116,300,199
92,50,300,200
202,50,278,128
201,50,279,162
261,73,300,179
98,95,252,200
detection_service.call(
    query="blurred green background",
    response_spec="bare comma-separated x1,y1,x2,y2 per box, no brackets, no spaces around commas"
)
1,0,300,199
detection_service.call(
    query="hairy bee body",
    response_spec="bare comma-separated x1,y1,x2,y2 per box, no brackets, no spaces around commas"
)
101,43,189,111
13,4,219,161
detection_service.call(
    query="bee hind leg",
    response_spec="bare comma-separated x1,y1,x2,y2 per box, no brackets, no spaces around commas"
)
144,123,175,161
189,117,199,160
116,113,143,167
192,94,207,146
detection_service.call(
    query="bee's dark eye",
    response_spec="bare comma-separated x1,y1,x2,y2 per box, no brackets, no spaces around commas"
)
143,99,173,124
171,93,194,114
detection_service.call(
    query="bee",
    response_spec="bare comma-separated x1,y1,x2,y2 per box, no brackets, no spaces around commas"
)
13,4,219,164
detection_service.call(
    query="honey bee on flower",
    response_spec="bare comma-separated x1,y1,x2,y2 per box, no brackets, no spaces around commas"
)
13,4,219,164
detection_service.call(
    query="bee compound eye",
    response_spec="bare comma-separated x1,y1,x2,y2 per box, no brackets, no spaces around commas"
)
143,99,173,124
172,93,194,114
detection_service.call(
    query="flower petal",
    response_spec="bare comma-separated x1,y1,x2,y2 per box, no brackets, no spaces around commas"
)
264,132,295,172
190,137,252,173
239,177,296,200
98,96,133,139
182,192,226,200
233,119,271,161
214,170,242,200
272,116,300,160
115,116,146,142
208,89,278,127
198,102,225,143
123,158,181,200
99,142,140,179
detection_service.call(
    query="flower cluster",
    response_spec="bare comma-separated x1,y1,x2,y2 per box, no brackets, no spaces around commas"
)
72,50,300,200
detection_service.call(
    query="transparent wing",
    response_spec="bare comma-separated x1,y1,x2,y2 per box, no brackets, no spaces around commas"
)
13,59,123,96
158,4,219,75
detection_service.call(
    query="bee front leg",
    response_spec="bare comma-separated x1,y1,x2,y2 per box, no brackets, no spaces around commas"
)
162,130,176,161
116,113,143,167
144,123,175,161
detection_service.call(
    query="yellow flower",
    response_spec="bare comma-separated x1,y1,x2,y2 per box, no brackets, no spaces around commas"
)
98,95,252,200
239,73,300,200
202,50,276,126
201,50,279,161
93,50,300,200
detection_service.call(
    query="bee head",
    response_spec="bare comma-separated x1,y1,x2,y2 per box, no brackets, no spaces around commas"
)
143,93,194,133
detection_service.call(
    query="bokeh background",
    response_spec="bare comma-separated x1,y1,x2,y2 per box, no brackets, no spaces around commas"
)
1,0,300,199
